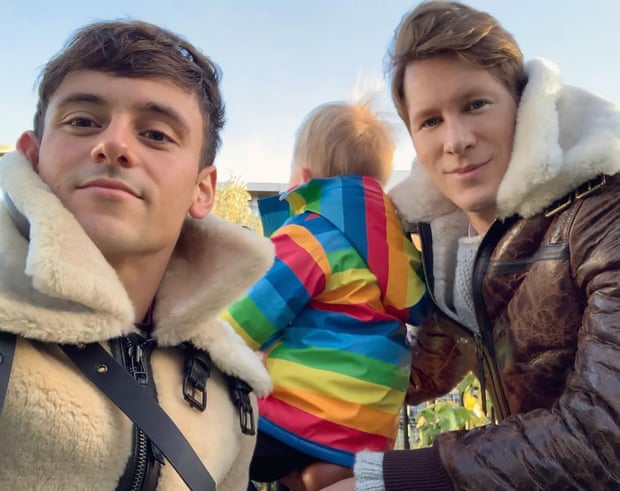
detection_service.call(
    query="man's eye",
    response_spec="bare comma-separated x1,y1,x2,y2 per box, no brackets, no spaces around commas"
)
69,118,95,127
422,117,441,128
144,130,171,143
468,100,488,111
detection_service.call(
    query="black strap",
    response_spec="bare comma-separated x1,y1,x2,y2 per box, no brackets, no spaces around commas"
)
61,343,215,491
0,332,16,414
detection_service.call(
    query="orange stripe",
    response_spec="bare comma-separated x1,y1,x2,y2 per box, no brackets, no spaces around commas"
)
260,397,394,452
270,385,400,438
274,224,331,276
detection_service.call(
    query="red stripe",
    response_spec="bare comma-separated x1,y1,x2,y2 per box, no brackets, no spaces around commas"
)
259,396,393,452
273,230,326,296
362,177,389,295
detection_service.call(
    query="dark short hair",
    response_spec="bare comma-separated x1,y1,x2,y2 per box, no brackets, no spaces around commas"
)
389,1,526,128
34,20,225,168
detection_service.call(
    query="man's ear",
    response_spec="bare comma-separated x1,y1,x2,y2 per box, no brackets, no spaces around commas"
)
16,131,40,171
188,165,217,219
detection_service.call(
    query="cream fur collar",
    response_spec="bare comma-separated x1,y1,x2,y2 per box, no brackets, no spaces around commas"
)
0,151,274,395
390,58,620,224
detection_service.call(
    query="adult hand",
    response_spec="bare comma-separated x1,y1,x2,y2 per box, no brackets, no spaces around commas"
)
320,477,355,490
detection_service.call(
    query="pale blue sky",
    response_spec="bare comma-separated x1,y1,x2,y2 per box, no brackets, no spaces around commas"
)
1,1,619,182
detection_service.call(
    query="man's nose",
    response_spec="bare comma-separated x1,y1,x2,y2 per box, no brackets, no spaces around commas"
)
443,117,475,155
90,122,137,167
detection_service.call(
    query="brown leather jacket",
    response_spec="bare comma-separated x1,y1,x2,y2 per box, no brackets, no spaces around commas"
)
408,173,620,489
387,59,620,490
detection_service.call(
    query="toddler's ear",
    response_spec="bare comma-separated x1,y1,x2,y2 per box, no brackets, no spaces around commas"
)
288,166,314,189
300,167,313,182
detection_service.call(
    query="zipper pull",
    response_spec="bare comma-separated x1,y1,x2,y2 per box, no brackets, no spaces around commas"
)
473,332,487,415
127,338,149,386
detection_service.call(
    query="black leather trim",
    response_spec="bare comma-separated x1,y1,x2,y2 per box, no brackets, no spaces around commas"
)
0,332,16,415
487,243,569,275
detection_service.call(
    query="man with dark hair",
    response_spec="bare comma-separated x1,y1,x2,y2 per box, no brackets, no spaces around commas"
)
0,20,273,489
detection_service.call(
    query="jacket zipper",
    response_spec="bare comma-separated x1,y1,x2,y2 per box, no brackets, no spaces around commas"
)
126,336,150,491
114,335,161,491
472,332,487,414
418,221,512,421
470,219,515,420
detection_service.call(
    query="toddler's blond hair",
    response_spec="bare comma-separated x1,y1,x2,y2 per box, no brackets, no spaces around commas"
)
293,101,394,186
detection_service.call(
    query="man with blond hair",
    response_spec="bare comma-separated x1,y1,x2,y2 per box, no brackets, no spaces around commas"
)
326,1,620,490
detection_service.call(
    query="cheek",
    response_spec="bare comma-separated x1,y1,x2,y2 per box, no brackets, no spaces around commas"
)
415,149,441,178
36,138,66,176
34,158,57,187
411,133,441,165
496,123,516,170
504,123,517,154
162,172,200,204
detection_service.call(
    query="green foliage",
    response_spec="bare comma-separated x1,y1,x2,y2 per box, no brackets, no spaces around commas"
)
413,372,490,448
212,176,262,233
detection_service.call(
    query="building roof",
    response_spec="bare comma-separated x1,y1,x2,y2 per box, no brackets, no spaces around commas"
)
0,144,14,155
245,170,409,198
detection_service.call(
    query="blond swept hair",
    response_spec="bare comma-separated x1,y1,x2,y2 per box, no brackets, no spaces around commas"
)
293,101,394,186
389,1,526,127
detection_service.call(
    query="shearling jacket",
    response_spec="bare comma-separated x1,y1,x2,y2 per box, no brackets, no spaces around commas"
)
385,59,620,490
0,151,274,490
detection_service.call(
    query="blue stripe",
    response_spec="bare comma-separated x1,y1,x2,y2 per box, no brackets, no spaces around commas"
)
283,326,409,365
259,417,354,467
267,257,312,313
258,194,291,237
245,268,297,329
340,182,368,259
294,308,403,335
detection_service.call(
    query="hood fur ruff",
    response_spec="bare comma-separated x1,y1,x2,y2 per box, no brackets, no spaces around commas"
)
0,151,274,395
390,58,620,224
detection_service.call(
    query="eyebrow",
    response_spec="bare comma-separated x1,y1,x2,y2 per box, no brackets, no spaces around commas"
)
54,93,192,137
410,87,490,123
55,92,106,108
141,101,191,137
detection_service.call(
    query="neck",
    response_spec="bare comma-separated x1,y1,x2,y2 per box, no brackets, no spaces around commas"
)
106,247,174,323
466,209,496,236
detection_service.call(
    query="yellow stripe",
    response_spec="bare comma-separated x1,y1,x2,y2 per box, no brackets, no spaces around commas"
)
266,357,405,410
319,269,382,306
271,385,399,437
385,236,425,308
219,311,260,350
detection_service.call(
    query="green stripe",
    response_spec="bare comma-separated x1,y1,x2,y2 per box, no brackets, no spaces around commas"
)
228,299,277,345
327,248,366,273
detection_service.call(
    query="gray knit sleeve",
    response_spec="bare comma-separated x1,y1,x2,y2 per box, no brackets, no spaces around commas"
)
354,451,386,491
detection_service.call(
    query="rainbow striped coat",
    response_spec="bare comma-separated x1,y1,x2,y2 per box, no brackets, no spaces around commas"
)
221,175,430,467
